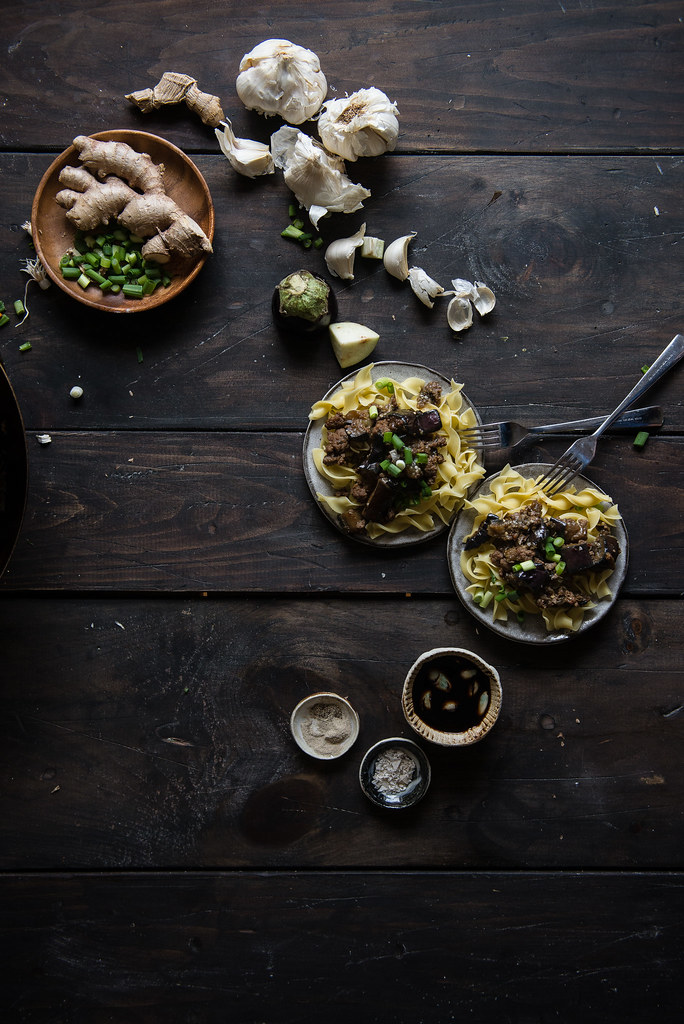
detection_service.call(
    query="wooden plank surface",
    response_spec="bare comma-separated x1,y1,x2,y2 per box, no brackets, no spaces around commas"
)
4,1,683,155
1,871,682,1023
1,155,682,433
1,430,680,593
1,594,681,870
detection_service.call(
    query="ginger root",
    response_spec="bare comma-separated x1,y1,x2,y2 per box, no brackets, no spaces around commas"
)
126,72,225,127
55,135,212,265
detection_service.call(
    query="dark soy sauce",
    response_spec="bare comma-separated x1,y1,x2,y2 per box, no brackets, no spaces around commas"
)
412,654,491,732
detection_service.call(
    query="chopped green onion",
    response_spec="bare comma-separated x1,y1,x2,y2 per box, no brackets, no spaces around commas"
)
516,611,525,623
19,341,32,352
13,299,25,316
403,448,413,465
392,433,404,450
0,314,9,328
416,453,429,464
122,283,144,298
380,459,391,471
369,404,378,419
553,536,564,548
633,430,650,448
375,378,394,393
383,430,393,443
288,203,297,218
519,559,536,571
641,364,650,374
77,273,91,290
313,237,324,249
479,591,494,610
387,463,402,477
555,561,566,575
281,224,305,240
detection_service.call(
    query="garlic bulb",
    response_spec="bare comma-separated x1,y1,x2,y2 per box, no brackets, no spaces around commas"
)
407,267,444,308
446,296,474,332
236,39,327,124
215,120,274,178
325,223,366,279
271,126,370,228
383,232,416,281
317,87,399,162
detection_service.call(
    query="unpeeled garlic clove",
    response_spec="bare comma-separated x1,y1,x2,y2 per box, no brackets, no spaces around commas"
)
215,120,274,178
473,282,496,315
324,223,366,280
407,267,444,308
446,296,474,332
383,232,416,281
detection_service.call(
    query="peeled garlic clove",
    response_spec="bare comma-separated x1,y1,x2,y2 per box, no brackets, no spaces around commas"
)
236,38,327,124
324,223,366,280
407,267,444,308
446,295,474,332
215,120,274,178
473,282,496,316
450,278,477,301
383,232,416,281
317,87,400,162
271,126,370,228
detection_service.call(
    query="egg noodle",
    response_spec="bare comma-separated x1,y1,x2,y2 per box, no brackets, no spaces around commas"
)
460,465,622,632
309,364,485,539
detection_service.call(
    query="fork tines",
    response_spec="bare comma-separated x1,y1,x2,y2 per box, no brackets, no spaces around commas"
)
537,458,583,496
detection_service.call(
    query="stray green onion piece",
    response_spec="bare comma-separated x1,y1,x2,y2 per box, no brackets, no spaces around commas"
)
19,341,32,352
13,299,26,316
633,430,650,449
0,313,9,329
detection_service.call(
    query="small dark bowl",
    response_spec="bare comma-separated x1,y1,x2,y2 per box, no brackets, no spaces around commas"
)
359,737,431,810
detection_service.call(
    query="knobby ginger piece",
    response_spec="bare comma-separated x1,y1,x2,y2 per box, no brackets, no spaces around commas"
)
126,72,225,127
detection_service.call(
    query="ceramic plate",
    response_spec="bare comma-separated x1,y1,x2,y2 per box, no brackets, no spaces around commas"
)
31,130,214,313
447,462,629,644
0,362,28,578
303,361,483,547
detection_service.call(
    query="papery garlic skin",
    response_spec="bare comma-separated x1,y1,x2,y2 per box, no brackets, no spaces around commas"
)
407,267,444,308
318,87,399,162
324,223,366,279
215,120,274,178
473,282,496,315
447,296,474,332
236,39,327,124
383,232,416,281
271,126,371,228
449,278,478,301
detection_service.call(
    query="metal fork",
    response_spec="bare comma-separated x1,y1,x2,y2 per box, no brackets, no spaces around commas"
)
537,332,684,496
461,406,662,456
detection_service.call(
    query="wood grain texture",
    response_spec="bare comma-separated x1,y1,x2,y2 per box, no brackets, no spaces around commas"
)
1,430,681,593
1,871,682,1022
3,1,683,154
1,595,681,870
2,154,683,433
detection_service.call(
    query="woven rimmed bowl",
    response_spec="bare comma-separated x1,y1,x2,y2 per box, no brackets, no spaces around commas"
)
402,647,502,747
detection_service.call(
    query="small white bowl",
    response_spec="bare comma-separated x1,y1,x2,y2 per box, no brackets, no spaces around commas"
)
359,737,431,810
290,692,359,760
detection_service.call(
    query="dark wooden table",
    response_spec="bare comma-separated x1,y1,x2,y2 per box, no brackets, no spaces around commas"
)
1,2,683,1020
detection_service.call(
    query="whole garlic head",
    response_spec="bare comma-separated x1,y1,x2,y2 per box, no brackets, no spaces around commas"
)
317,87,400,162
271,126,370,228
215,120,274,178
236,39,327,124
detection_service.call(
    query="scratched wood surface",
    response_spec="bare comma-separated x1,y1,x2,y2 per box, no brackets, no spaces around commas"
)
0,0,683,1019
1,872,682,1023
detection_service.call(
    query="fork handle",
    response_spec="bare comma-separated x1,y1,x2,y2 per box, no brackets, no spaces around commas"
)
529,405,663,435
591,333,684,439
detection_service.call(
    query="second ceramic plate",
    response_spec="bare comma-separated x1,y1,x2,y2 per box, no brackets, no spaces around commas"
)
447,462,629,644
303,361,483,547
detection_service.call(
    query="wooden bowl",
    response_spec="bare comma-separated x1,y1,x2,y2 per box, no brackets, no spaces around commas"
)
31,130,214,313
